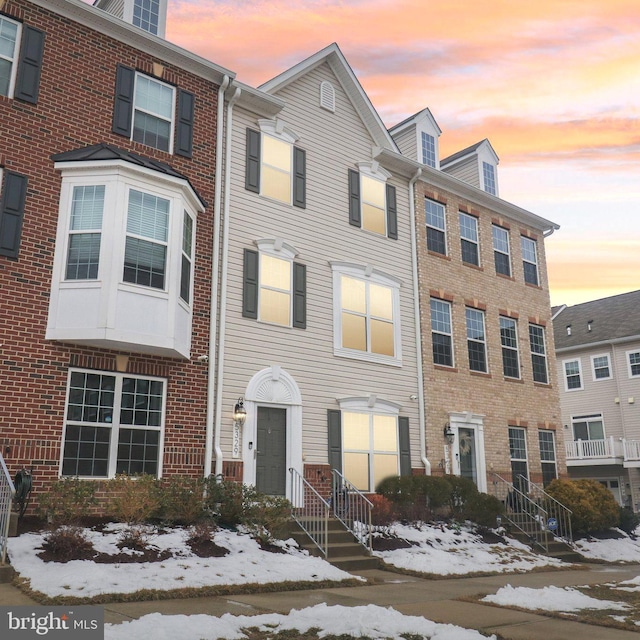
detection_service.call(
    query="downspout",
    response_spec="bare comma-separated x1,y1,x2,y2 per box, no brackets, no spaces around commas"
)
409,168,431,474
204,75,230,478
213,86,242,477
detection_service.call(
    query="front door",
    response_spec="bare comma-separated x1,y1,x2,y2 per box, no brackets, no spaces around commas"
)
458,427,477,485
256,406,286,495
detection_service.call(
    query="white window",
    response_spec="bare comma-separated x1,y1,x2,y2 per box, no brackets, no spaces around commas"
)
65,185,104,281
421,131,436,168
499,317,520,379
360,173,387,235
133,73,175,153
259,250,292,326
426,198,446,255
459,212,479,266
332,263,402,366
261,133,292,203
133,0,161,35
61,369,165,478
492,225,511,276
572,414,604,442
628,351,640,377
563,358,583,391
508,427,528,490
591,354,611,381
430,298,453,367
529,323,548,384
483,161,496,195
521,236,539,286
538,430,557,486
180,212,194,303
466,308,487,373
0,16,19,99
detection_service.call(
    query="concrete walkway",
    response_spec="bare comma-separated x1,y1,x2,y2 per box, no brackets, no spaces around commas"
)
1,563,639,638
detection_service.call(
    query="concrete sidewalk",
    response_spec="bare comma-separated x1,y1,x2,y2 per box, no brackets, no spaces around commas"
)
1,563,639,639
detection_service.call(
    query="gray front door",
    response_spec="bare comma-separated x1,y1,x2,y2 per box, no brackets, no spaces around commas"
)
256,406,286,495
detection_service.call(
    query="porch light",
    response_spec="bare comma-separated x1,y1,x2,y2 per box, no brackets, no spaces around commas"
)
443,423,455,445
233,397,247,426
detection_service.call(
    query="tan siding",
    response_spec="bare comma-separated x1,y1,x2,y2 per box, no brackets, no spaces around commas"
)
442,157,480,189
392,127,418,162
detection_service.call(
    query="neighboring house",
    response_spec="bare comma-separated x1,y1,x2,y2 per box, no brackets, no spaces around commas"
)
0,0,232,504
390,114,564,493
553,290,640,510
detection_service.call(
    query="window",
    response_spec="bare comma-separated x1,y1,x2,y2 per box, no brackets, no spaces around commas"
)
591,354,611,381
563,359,583,391
628,351,640,377
242,241,306,329
348,165,397,238
180,212,194,303
459,212,479,266
421,132,436,168
572,414,604,442
133,0,161,35
65,186,104,280
61,370,165,478
508,427,528,492
492,225,511,276
521,236,539,286
538,430,557,486
245,125,306,208
113,65,194,157
0,16,19,98
466,308,487,372
430,298,453,367
500,317,520,378
331,263,401,365
529,324,548,383
426,198,446,255
483,162,496,195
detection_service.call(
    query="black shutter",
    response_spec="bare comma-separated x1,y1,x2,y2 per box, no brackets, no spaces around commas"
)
14,26,45,104
386,184,398,240
0,171,28,259
245,129,261,193
112,64,135,137
292,262,306,329
348,169,360,227
242,248,259,319
293,146,306,208
175,89,195,158
327,410,342,473
398,416,411,476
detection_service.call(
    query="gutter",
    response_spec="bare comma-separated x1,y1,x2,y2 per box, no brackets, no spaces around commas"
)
409,167,431,475
213,86,243,477
204,74,230,478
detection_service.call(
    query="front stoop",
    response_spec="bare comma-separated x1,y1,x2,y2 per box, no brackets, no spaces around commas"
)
288,517,380,571
0,564,15,584
509,528,585,563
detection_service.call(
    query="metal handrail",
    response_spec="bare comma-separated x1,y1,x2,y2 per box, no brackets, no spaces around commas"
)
0,454,16,564
331,469,373,553
520,475,573,544
289,468,330,556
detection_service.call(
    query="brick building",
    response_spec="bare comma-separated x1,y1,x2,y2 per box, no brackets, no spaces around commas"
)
0,0,233,506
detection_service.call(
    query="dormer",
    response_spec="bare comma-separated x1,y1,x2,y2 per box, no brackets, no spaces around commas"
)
94,0,167,38
389,108,442,169
440,139,499,197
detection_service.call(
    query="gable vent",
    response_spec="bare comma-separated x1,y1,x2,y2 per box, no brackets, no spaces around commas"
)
319,81,335,112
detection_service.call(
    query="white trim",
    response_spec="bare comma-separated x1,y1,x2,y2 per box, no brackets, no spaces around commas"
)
132,72,176,155
0,14,21,100
627,349,640,378
258,118,299,144
448,411,487,492
562,357,584,392
337,396,402,414
591,353,612,382
254,238,299,259
319,80,335,113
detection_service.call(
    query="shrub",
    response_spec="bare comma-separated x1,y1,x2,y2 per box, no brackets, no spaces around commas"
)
618,506,640,535
461,492,504,527
243,493,292,545
42,526,95,562
187,521,218,546
37,477,97,525
545,478,620,534
442,475,478,518
369,494,396,528
376,475,452,521
203,477,246,527
117,524,154,551
159,475,206,525
107,474,162,524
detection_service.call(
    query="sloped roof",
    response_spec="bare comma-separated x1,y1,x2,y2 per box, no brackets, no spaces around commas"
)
388,107,442,137
258,43,398,153
51,143,206,207
553,290,640,351
440,138,498,168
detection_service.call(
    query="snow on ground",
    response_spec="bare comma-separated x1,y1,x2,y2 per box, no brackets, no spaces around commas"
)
573,529,640,562
482,584,630,613
372,522,565,575
104,604,494,640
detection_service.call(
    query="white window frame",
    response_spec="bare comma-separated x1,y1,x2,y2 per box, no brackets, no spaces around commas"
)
571,413,605,442
499,316,520,379
529,323,548,384
132,0,161,35
627,350,640,378
331,262,402,367
492,224,511,276
357,161,391,237
521,236,539,286
465,307,487,373
0,15,21,99
421,131,436,168
60,368,166,479
257,119,298,205
591,353,612,381
255,238,298,328
430,298,454,368
459,212,480,266
425,198,447,255
124,0,167,37
482,161,496,195
132,72,176,154
538,429,557,485
563,358,583,391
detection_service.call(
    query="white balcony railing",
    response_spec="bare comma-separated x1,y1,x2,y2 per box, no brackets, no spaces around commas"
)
565,437,620,460
624,440,640,462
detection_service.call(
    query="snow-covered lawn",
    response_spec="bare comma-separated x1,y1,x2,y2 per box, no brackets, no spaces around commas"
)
573,529,640,562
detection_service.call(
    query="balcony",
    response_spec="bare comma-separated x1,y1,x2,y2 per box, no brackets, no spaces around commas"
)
623,440,640,467
564,437,624,466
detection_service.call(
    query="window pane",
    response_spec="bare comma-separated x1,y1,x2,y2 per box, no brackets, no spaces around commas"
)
135,75,173,119
523,262,539,285
430,299,451,333
127,190,169,242
70,186,105,230
500,318,517,347
341,276,366,314
373,415,397,450
361,175,385,207
123,237,166,289
62,425,110,477
362,202,386,235
370,284,393,320
494,252,511,276
573,421,588,440
261,165,291,203
0,18,18,59
374,454,398,489
459,213,478,242
133,0,160,34
492,226,509,252
427,227,446,254
508,428,527,459
116,428,159,476
370,318,394,356
461,239,479,266
0,58,11,97
421,132,436,168
426,199,445,230
589,420,604,440
343,452,370,492
260,288,290,325
66,233,101,280
261,254,290,290
343,412,370,449
342,312,366,351
133,111,171,151
432,333,452,366
263,135,291,172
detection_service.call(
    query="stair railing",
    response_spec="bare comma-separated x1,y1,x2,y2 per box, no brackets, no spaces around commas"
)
289,468,330,557
330,469,373,553
490,472,549,552
519,475,573,544
0,454,15,565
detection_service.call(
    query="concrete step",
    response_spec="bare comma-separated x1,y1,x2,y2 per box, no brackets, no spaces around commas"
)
328,554,380,571
326,541,370,559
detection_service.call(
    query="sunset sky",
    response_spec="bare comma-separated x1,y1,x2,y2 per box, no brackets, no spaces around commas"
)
94,0,640,307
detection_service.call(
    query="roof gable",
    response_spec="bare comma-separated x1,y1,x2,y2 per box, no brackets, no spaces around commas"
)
441,138,499,169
